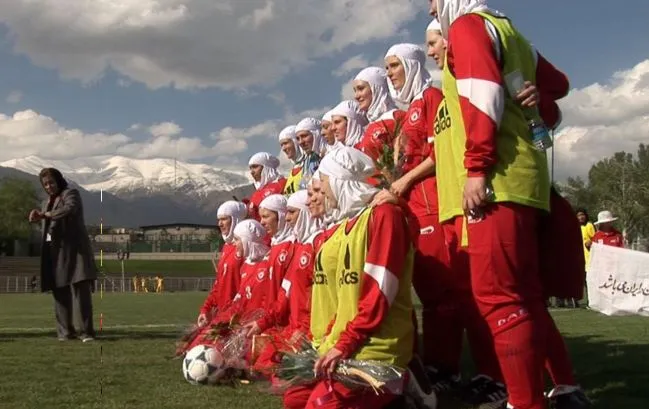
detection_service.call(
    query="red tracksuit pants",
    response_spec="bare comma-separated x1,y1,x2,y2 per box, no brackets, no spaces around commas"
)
283,381,397,409
410,213,500,380
467,202,553,409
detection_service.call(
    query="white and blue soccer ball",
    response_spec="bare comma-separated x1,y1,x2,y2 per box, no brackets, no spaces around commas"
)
182,344,227,385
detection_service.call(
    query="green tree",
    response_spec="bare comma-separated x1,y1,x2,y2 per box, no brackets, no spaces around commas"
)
562,144,649,244
0,178,41,240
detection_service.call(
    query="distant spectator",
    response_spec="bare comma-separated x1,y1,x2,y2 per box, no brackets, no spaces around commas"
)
576,208,596,266
592,210,624,248
28,167,97,342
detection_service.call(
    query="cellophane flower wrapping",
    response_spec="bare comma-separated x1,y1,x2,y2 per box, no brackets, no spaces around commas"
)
271,335,406,395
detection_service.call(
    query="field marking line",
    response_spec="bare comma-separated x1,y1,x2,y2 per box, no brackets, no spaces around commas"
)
0,323,186,333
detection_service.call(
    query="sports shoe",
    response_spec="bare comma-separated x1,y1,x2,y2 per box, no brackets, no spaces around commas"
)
79,335,95,343
548,386,592,409
424,366,461,394
405,357,438,409
460,374,508,409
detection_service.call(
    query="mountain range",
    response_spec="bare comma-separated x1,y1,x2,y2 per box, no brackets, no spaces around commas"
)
0,156,255,228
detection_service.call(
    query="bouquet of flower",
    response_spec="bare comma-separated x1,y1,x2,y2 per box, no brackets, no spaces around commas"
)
367,118,406,190
271,336,406,395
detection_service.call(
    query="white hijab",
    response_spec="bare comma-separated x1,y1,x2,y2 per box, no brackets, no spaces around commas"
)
328,100,368,148
233,219,270,263
295,117,325,157
216,200,248,243
384,43,431,105
248,152,281,190
278,125,304,164
354,67,398,122
286,190,323,243
436,0,501,38
259,194,294,245
316,147,379,222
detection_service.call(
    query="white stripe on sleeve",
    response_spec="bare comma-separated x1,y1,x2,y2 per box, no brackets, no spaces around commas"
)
456,78,504,126
364,263,399,305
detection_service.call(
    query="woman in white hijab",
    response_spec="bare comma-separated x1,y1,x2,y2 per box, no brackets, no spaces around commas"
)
278,125,307,195
244,190,324,375
197,201,248,327
247,152,286,221
179,218,272,355
278,125,303,165
384,43,431,106
300,146,416,409
351,66,406,187
328,100,368,149
321,109,344,154
294,117,325,188
259,194,296,302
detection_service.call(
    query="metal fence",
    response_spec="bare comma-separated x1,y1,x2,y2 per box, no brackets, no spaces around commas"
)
0,276,216,294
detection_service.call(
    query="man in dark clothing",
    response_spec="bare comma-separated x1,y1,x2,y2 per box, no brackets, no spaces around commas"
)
28,168,97,342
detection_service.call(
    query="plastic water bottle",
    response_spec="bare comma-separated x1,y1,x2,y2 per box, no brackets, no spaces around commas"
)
504,69,553,152
527,117,553,151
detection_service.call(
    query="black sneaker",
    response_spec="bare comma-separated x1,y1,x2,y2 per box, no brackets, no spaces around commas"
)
548,387,592,409
424,366,461,394
461,375,508,409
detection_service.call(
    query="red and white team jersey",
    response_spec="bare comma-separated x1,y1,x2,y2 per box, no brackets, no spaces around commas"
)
257,242,316,334
592,229,624,248
399,87,444,218
215,259,272,322
200,243,244,315
247,178,287,221
267,240,295,303
446,14,569,177
331,204,412,357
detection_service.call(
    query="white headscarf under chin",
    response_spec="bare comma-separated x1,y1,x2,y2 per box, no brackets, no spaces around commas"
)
329,100,368,148
217,200,248,243
278,125,304,164
385,43,431,105
233,219,270,262
354,67,397,122
295,117,325,156
317,147,379,221
436,0,500,38
287,190,323,243
248,152,281,190
260,194,294,245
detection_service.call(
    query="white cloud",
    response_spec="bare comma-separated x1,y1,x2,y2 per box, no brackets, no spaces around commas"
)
148,121,182,137
333,54,369,77
0,110,130,161
0,0,419,90
552,59,649,180
6,90,23,104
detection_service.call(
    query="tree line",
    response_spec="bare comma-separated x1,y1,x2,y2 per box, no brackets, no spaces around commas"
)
559,143,649,246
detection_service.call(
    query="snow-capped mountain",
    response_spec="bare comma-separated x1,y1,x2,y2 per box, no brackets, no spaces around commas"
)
0,155,251,197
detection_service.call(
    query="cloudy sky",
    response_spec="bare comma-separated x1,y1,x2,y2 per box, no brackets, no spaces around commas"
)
1,0,648,180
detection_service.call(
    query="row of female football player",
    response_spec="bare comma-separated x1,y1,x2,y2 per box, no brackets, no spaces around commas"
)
184,1,591,409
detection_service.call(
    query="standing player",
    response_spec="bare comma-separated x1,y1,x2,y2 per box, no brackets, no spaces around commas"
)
278,125,305,195
247,152,287,221
430,1,584,408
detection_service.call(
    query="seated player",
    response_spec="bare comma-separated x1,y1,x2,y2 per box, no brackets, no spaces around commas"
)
259,194,297,302
197,200,247,327
285,147,416,409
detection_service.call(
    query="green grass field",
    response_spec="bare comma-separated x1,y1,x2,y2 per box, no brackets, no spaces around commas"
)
0,293,647,409
98,260,214,277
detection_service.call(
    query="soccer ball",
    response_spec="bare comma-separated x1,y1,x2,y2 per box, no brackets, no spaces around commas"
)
182,344,227,385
